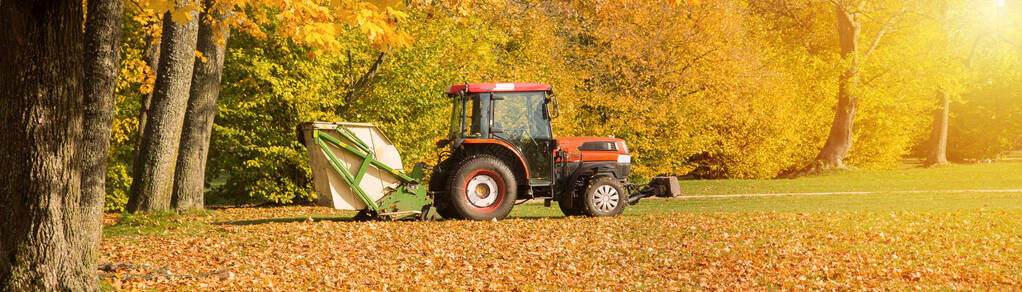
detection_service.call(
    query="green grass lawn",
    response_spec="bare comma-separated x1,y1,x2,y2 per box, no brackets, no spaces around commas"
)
673,160,1022,196
506,161,1022,218
511,191,1022,218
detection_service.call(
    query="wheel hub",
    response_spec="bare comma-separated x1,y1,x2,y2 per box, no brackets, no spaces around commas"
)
592,185,620,211
466,174,499,208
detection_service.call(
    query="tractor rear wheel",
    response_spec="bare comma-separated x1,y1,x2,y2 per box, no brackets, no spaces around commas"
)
581,176,627,217
441,155,517,221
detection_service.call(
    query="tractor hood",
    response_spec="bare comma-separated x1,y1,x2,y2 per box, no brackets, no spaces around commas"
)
556,136,629,163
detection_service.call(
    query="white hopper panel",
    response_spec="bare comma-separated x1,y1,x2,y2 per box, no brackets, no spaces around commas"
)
300,122,404,210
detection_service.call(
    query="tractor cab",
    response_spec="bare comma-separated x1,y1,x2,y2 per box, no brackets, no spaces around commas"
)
442,83,559,187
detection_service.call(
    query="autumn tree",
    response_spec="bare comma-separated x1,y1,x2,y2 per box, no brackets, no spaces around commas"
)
796,1,863,173
172,1,231,210
0,0,123,289
918,0,968,166
945,0,1022,161
795,0,909,174
918,0,1019,166
128,0,202,212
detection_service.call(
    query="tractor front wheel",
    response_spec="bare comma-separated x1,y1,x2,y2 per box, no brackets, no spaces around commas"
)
581,176,627,217
441,155,517,220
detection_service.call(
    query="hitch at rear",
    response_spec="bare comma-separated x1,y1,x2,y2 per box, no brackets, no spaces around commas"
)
627,176,681,205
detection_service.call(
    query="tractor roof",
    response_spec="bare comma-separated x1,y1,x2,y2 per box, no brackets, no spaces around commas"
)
444,83,552,95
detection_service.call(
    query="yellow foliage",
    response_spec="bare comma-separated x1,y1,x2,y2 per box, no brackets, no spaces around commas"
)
132,0,424,54
194,50,208,63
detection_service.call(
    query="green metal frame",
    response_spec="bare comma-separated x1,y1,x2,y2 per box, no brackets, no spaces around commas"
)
312,127,436,220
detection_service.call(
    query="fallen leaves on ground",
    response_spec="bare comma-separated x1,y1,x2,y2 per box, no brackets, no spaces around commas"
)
100,206,1022,290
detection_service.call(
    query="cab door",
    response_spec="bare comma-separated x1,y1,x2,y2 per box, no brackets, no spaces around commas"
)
489,92,555,186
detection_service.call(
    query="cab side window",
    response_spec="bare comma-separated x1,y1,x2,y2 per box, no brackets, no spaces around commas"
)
464,96,482,137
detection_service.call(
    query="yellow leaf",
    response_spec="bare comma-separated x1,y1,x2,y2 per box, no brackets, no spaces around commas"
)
195,50,208,63
169,6,194,24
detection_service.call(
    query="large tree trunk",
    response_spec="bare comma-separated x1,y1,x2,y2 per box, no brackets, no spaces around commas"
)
0,0,107,289
925,91,949,166
128,2,201,212
172,6,231,210
77,0,124,288
798,4,860,175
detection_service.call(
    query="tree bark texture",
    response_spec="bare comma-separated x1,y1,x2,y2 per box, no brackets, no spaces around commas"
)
76,0,125,289
925,91,949,166
137,29,162,150
0,1,101,290
172,6,231,210
128,2,201,212
799,5,860,175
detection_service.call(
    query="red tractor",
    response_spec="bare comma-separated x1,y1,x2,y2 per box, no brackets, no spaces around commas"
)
430,83,678,220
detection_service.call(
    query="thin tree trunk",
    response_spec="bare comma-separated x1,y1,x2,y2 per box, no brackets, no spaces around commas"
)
0,1,101,290
137,27,162,149
128,2,201,212
172,6,231,210
925,91,949,166
797,4,860,175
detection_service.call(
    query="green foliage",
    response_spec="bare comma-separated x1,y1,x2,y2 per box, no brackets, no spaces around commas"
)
206,10,489,204
208,32,337,204
948,76,1022,160
104,164,132,212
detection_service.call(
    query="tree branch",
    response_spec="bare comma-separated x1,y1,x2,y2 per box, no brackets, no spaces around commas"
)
861,11,900,64
338,52,388,115
678,48,717,75
861,68,891,87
